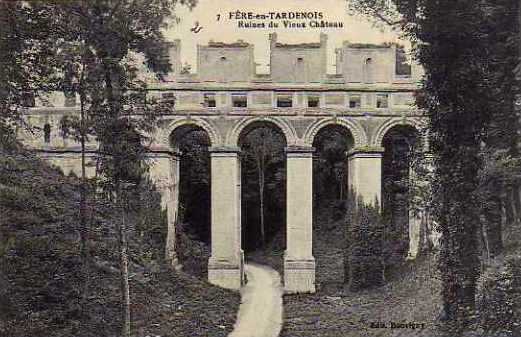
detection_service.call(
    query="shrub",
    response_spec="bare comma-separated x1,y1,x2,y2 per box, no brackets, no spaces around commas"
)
477,255,521,336
345,193,385,291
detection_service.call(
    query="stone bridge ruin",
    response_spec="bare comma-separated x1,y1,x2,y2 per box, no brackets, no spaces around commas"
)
18,33,426,293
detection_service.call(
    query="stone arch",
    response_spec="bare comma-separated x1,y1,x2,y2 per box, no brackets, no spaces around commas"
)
303,117,368,148
226,116,298,147
372,117,425,148
158,117,222,149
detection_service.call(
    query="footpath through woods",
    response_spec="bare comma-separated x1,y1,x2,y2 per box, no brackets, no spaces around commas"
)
229,263,283,337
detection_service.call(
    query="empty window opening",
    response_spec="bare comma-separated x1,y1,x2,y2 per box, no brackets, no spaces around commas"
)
349,95,362,108
204,93,216,107
43,123,51,143
276,93,293,108
232,93,248,108
161,92,176,104
395,45,412,77
220,56,227,61
376,94,389,108
308,94,320,108
297,57,304,62
64,91,76,107
22,91,35,107
364,58,375,84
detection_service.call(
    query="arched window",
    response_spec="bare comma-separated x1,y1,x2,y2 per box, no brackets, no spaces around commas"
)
43,123,51,143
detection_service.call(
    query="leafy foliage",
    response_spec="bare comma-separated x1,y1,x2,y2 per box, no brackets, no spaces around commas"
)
0,2,60,142
240,125,286,250
0,140,239,337
313,125,353,205
176,128,211,243
345,192,385,291
349,0,521,333
477,256,521,336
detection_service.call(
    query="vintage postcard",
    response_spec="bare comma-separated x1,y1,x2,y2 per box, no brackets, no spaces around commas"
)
1,0,520,336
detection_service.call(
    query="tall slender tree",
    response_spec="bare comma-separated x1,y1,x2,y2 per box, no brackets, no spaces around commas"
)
40,1,195,335
241,126,285,247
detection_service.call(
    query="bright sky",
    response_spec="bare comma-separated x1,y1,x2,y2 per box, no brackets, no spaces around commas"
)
165,0,406,74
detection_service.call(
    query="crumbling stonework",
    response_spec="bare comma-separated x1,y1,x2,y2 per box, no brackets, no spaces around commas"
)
19,34,425,293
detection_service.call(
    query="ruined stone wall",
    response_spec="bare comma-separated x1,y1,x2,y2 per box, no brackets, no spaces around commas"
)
197,43,254,82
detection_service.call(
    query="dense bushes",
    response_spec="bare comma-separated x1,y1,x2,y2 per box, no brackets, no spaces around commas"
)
175,221,211,278
0,144,240,337
344,194,385,291
477,256,521,336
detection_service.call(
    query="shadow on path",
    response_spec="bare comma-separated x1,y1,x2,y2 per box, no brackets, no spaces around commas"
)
229,263,283,337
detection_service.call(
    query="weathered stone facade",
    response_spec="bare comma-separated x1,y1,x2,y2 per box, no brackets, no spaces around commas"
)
18,34,426,293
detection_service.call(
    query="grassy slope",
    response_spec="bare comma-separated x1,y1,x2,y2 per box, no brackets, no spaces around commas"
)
0,146,239,337
281,203,442,337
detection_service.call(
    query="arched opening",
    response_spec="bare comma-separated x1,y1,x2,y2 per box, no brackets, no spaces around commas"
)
381,124,420,268
170,124,211,277
237,121,287,268
312,124,355,293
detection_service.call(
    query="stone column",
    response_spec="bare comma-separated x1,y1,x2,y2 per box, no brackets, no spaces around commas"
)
284,146,315,294
148,150,180,267
208,146,244,290
347,148,383,205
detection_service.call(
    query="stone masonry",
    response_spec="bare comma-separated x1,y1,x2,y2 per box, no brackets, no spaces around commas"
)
18,33,426,293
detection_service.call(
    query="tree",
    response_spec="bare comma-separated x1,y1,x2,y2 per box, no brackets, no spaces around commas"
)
177,128,211,242
348,0,520,332
345,191,385,291
313,126,353,204
0,2,58,145
479,0,521,251
240,126,285,247
39,1,196,335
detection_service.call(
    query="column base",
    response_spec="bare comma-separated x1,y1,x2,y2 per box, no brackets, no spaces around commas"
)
284,256,316,294
208,258,244,290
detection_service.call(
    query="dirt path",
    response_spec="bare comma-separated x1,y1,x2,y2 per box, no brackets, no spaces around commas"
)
229,263,283,337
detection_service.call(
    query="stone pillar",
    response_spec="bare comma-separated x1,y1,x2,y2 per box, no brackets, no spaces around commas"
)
148,150,180,267
284,146,315,294
208,146,244,290
347,148,383,205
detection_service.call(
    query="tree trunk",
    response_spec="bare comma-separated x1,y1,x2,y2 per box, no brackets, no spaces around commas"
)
258,137,266,247
504,188,515,225
79,62,88,265
484,194,503,258
104,58,131,337
512,185,521,222
74,58,90,335
259,173,265,246
117,185,131,337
